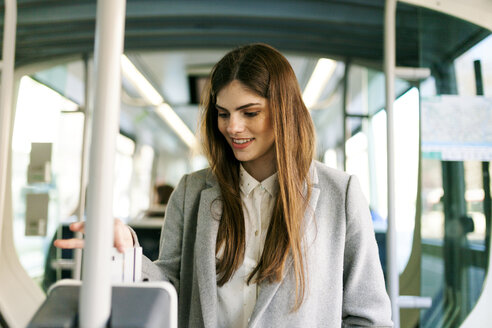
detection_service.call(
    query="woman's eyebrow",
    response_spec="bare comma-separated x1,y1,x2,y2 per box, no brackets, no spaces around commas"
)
215,103,262,112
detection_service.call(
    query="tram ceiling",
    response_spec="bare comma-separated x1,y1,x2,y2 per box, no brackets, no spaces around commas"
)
0,0,488,69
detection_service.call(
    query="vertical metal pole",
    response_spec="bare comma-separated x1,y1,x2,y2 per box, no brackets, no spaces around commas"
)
73,55,91,280
0,0,17,248
474,60,491,267
79,1,126,327
384,0,399,327
342,60,349,171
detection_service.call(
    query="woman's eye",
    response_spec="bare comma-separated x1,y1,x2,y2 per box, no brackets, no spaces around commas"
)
244,111,259,117
217,112,229,118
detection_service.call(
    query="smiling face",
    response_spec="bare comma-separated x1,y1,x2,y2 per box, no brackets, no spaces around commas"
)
216,80,276,181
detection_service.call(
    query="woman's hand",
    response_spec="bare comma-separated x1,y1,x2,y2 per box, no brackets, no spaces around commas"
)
53,218,134,253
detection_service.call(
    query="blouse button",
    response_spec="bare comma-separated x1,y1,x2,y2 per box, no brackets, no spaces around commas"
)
255,230,259,236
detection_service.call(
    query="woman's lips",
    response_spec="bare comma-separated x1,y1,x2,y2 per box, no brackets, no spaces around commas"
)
231,138,254,149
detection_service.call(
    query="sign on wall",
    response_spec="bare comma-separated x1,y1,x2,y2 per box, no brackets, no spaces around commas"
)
421,95,492,161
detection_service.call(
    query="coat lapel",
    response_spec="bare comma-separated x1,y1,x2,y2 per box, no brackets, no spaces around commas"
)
195,173,222,328
248,163,321,327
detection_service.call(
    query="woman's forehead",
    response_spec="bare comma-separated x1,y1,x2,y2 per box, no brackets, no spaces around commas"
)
216,81,267,108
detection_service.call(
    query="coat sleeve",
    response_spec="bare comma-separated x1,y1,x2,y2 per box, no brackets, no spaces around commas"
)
138,173,189,291
342,175,393,327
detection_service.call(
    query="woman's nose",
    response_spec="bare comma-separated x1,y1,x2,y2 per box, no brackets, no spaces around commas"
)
226,114,245,134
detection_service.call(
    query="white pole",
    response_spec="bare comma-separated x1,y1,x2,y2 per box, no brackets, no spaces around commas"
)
384,0,399,327
79,0,126,327
0,0,17,248
73,56,91,280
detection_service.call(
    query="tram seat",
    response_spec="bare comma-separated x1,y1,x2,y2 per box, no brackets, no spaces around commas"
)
374,231,387,279
28,280,177,328
370,209,387,279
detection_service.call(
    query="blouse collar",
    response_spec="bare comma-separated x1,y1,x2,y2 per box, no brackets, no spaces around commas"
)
239,164,279,197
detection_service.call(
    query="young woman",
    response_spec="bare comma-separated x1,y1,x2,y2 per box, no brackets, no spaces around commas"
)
57,43,392,327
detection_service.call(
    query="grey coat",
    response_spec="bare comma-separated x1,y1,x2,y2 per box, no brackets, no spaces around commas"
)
140,161,393,327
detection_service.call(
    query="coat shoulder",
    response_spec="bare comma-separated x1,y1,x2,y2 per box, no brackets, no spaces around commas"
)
312,160,350,191
179,167,214,190
187,167,212,182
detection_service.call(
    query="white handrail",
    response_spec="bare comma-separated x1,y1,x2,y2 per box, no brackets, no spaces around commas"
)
0,0,17,250
384,0,399,327
79,0,127,327
74,56,91,281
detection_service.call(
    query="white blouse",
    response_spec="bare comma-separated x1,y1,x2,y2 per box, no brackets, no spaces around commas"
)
217,165,279,328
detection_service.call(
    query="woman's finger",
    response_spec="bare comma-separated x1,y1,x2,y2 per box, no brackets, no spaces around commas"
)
114,218,134,253
53,238,85,249
69,221,85,233
54,219,133,253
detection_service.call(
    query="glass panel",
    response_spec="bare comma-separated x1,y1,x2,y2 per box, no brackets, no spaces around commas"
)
33,61,85,106
310,61,345,168
346,129,370,200
370,110,387,223
12,76,83,287
367,88,420,273
129,145,154,219
420,157,445,304
454,35,492,97
346,65,369,116
464,162,487,244
348,64,410,116
394,89,419,272
114,134,135,221
415,4,492,327
55,113,84,221
421,159,444,241
462,161,488,314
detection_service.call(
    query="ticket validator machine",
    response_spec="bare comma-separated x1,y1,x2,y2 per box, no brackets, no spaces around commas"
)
28,255,178,328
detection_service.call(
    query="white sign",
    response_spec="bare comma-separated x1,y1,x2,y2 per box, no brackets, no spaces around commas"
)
421,95,492,161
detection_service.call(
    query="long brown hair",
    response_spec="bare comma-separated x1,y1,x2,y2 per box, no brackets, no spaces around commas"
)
200,43,315,309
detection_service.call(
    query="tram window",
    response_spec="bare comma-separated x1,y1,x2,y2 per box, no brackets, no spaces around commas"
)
417,7,491,325
114,134,135,221
344,87,419,274
464,162,487,244
346,130,370,200
421,159,491,324
370,110,387,224
33,61,86,107
12,76,83,283
369,88,420,273
323,149,338,169
342,61,420,276
311,66,345,171
346,65,411,116
420,157,446,300
393,88,420,273
421,159,445,240
129,144,154,219
455,34,492,97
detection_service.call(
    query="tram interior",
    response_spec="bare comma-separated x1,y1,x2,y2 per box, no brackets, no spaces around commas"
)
0,1,491,327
